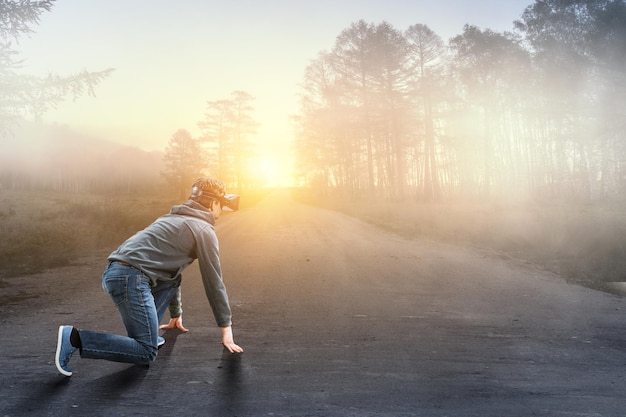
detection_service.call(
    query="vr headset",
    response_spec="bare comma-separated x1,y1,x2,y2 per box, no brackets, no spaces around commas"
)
191,186,240,211
221,193,240,211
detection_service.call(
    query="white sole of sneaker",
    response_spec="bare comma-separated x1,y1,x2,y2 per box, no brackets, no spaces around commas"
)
55,326,72,377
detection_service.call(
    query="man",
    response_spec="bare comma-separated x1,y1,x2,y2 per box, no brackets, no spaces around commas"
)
55,178,243,377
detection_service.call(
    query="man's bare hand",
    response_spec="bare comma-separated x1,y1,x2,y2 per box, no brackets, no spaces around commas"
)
159,316,189,333
221,325,244,353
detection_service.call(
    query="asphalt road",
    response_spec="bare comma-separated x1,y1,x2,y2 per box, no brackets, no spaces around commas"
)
1,190,626,416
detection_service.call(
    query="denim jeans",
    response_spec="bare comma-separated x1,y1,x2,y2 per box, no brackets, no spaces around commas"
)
77,262,180,365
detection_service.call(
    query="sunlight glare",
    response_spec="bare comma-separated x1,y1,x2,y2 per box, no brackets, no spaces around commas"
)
251,151,294,188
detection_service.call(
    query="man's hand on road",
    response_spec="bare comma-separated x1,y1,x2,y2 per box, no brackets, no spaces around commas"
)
159,316,189,333
221,325,244,353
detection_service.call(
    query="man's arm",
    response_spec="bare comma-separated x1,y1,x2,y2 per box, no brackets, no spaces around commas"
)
195,224,243,352
159,286,189,332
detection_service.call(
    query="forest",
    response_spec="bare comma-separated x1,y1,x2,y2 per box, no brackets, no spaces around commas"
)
3,1,626,205
293,0,626,203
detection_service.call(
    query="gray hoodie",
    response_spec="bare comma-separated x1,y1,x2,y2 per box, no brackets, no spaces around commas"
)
108,200,232,327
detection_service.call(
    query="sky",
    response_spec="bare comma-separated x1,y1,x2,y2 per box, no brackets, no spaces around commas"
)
17,0,531,185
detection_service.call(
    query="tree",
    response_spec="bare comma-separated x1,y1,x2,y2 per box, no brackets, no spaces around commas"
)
161,129,206,198
230,90,258,190
405,23,447,200
295,51,342,190
0,0,113,136
515,0,626,200
296,7,626,203
449,25,531,198
297,21,415,199
198,91,258,191
198,98,233,180
584,0,626,198
368,21,414,199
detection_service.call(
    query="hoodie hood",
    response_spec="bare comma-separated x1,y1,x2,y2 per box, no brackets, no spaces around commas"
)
170,200,216,226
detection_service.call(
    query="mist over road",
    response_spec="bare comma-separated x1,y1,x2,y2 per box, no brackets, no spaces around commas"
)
2,190,626,416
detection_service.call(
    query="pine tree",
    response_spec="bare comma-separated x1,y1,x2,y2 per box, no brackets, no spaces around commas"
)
161,129,206,198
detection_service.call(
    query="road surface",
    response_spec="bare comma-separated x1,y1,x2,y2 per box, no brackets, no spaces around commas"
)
1,190,626,416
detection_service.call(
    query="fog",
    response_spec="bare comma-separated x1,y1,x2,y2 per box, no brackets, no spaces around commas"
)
2,2,626,205
0,122,163,193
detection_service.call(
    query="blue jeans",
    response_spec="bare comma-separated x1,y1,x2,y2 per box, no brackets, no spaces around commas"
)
77,262,180,365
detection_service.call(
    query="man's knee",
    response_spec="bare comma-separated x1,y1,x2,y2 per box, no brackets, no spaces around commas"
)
137,343,158,365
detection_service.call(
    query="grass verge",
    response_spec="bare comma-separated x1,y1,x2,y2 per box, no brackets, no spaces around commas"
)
296,192,626,294
0,188,269,279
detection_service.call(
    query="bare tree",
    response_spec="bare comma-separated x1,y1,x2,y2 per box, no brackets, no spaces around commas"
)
198,91,258,191
198,98,234,181
294,51,338,190
405,23,447,200
296,4,626,203
449,25,531,198
297,21,415,199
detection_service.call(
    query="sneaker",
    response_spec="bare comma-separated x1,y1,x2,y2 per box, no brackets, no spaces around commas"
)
55,325,77,377
157,336,165,348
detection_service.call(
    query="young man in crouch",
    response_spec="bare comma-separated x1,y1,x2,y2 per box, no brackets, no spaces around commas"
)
55,178,243,377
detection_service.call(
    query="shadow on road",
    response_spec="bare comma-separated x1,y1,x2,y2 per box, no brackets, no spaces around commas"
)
5,377,72,415
5,365,148,416
212,348,247,414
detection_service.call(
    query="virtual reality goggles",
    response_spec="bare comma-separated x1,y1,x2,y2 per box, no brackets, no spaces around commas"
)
191,186,240,211
220,193,240,211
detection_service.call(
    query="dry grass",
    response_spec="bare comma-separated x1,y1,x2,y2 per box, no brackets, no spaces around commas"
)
0,188,269,278
299,192,626,293
0,190,175,277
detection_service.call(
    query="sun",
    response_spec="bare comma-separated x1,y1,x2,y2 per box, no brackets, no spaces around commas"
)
250,151,294,188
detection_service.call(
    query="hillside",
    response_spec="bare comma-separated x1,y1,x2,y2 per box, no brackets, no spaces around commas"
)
0,121,164,191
